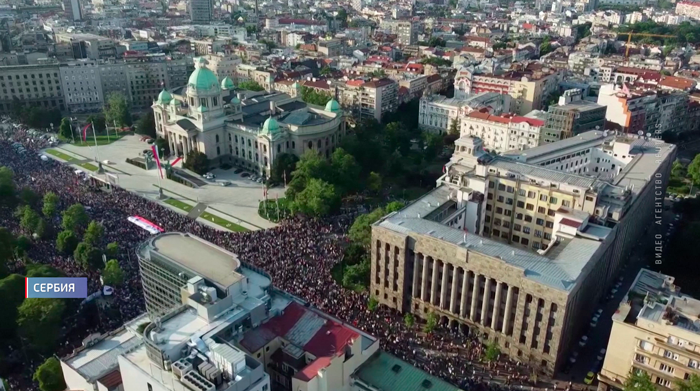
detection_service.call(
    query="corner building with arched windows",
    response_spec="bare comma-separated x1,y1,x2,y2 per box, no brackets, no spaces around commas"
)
152,57,347,177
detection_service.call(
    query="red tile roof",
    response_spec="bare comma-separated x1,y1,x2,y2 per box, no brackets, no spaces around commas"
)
301,79,332,90
560,218,581,228
363,78,395,88
659,75,696,91
240,302,360,383
511,116,545,126
278,18,325,25
468,110,516,124
97,370,123,389
346,79,365,87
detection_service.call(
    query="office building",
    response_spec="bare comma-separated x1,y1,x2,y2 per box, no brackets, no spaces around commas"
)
598,269,700,391
60,232,378,391
55,33,118,60
60,59,104,114
370,130,675,374
0,64,65,115
63,0,82,21
541,89,606,143
189,0,213,25
153,58,348,175
201,53,242,83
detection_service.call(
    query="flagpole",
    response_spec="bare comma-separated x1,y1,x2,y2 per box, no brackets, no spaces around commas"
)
105,120,110,143
113,120,118,142
92,121,99,163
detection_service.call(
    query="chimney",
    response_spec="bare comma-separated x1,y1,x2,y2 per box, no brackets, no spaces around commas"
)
270,101,276,115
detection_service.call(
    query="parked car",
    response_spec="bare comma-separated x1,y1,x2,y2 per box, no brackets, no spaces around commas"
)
584,371,596,385
203,172,216,180
219,181,231,187
241,173,250,178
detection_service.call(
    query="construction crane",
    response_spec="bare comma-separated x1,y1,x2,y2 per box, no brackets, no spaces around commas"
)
618,32,676,57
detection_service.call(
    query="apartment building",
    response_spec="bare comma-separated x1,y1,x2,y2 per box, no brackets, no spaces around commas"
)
454,64,563,115
460,110,545,153
317,39,343,57
191,38,232,56
676,1,700,20
419,92,512,134
598,84,690,136
202,53,242,83
59,232,378,391
0,64,64,114
63,0,82,21
380,20,417,45
598,269,700,391
359,78,398,122
370,131,675,374
541,89,607,143
60,59,104,113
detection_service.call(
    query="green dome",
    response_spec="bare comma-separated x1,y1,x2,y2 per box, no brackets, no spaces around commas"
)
262,117,279,134
188,58,220,93
324,99,341,113
221,76,235,90
169,98,181,107
231,97,241,105
157,89,172,104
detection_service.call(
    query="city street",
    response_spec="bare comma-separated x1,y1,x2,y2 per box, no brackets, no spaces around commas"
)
557,198,679,388
41,134,285,230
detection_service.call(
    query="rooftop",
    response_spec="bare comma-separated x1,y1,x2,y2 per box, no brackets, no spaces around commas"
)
352,351,464,391
144,232,244,289
376,186,604,292
65,329,143,381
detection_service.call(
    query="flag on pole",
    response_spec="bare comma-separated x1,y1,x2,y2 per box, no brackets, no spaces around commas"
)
171,157,182,167
151,145,163,179
82,124,91,142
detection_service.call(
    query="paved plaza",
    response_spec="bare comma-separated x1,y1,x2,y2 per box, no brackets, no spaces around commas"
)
42,135,284,231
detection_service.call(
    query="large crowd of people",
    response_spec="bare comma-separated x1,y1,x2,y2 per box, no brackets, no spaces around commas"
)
0,127,555,391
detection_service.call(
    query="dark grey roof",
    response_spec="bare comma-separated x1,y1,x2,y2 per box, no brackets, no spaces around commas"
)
176,119,198,131
277,101,307,112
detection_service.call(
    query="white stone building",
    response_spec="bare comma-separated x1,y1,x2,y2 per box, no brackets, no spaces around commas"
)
60,59,104,114
153,57,348,176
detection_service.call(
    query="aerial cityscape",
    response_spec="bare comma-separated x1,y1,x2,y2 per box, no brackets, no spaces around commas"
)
1,0,700,390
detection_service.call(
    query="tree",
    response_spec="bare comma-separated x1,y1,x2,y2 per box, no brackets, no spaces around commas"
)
103,259,125,286
623,371,655,391
270,153,299,185
26,263,63,277
83,221,104,247
367,172,382,194
35,218,50,239
493,42,507,50
183,150,209,175
385,201,404,213
349,208,386,247
320,66,332,76
238,80,265,91
155,137,170,157
58,118,73,140
404,313,415,327
0,274,24,339
384,122,412,156
18,205,40,234
286,151,331,199
103,92,132,128
677,374,700,391
61,204,89,233
74,242,103,270
423,312,438,333
688,154,700,185
56,230,79,254
15,235,31,256
0,228,15,275
17,298,66,351
331,148,361,194
42,191,60,218
540,40,553,56
106,241,119,258
86,114,106,133
0,166,15,202
291,179,340,217
368,296,378,311
427,36,446,47
136,111,156,138
448,118,460,136
300,86,333,106
484,340,501,362
33,357,66,391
